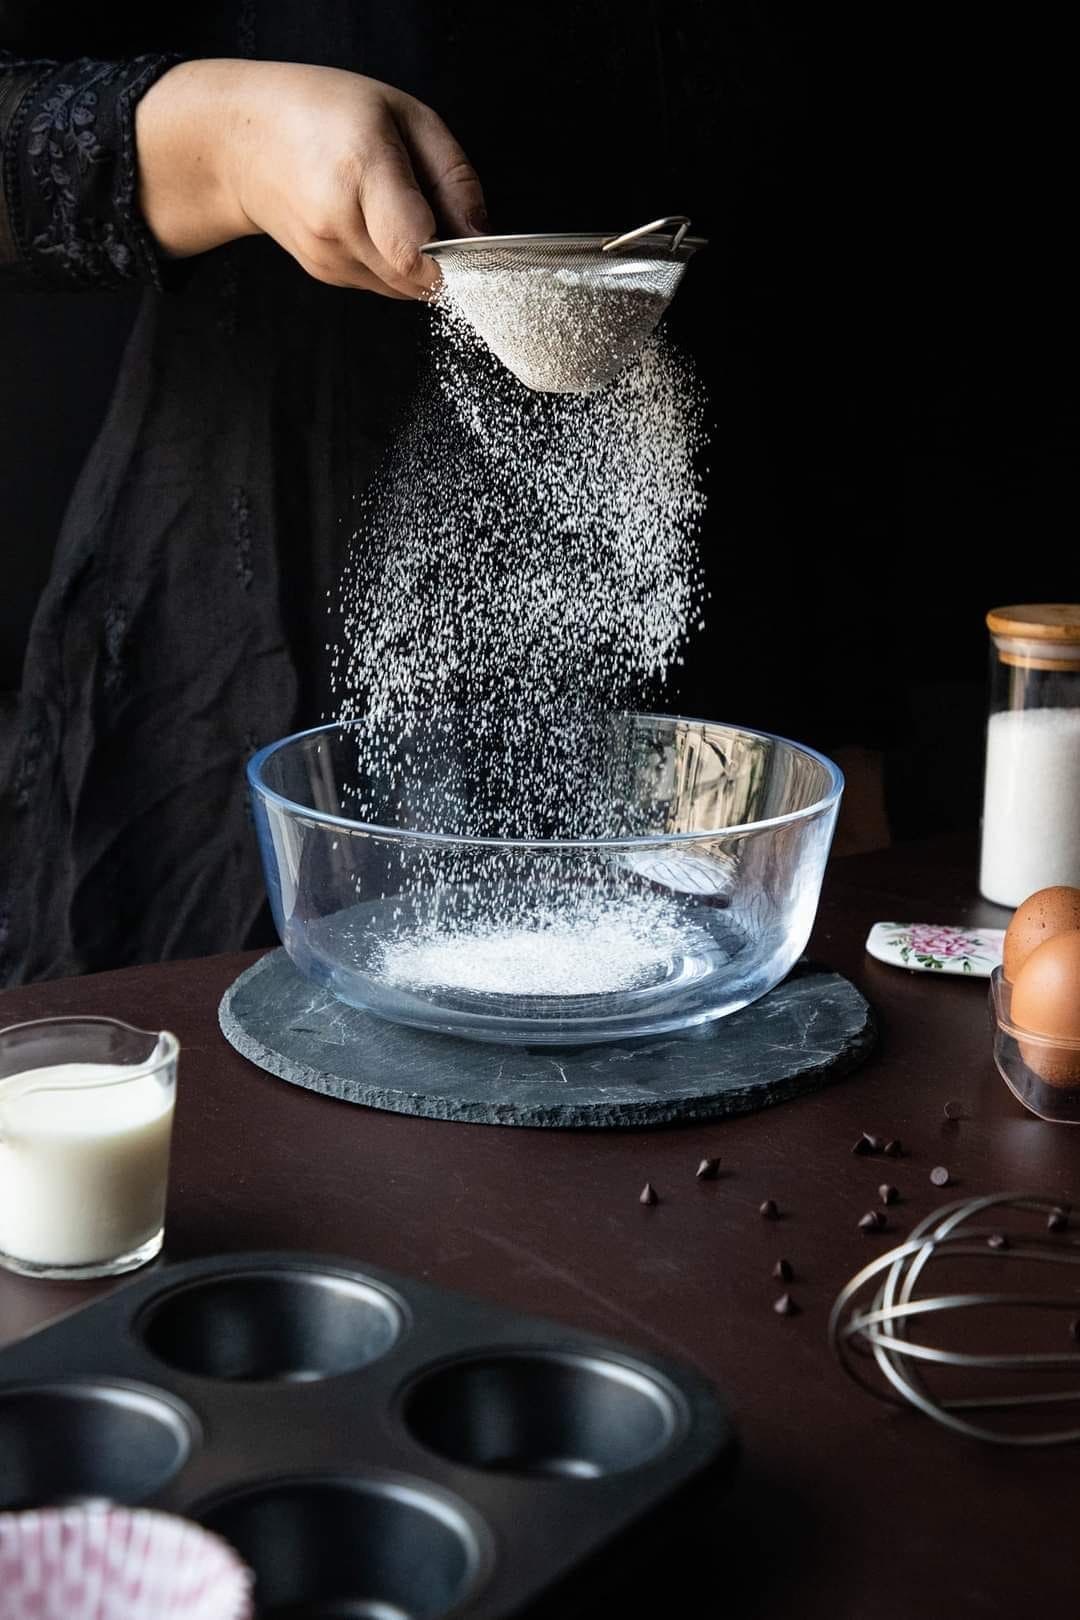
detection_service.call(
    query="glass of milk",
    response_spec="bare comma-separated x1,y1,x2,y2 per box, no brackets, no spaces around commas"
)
0,1016,178,1279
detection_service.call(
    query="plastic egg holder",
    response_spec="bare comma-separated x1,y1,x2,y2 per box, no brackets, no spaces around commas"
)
990,967,1080,1123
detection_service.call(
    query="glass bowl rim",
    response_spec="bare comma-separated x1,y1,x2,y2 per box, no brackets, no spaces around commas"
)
246,714,844,852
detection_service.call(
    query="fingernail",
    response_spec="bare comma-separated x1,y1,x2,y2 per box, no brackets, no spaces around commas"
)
466,208,490,236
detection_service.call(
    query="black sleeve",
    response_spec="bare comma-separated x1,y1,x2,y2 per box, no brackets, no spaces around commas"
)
0,50,179,290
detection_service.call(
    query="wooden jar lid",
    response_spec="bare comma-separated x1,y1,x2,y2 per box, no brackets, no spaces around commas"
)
987,604,1080,640
987,605,1080,670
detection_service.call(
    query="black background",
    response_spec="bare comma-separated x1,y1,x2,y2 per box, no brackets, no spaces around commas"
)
1,6,1076,839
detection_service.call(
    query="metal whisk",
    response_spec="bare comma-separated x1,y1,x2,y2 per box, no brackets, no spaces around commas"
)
830,1193,1080,1445
422,216,707,394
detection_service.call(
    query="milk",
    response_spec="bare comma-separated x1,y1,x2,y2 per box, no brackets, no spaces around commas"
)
0,1062,174,1269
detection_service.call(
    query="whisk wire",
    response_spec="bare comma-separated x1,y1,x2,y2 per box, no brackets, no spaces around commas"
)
831,1193,1080,1445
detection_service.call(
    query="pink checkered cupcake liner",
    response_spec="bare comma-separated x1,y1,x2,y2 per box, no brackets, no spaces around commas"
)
0,1506,252,1620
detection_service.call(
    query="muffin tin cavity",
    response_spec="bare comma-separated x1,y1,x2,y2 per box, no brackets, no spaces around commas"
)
0,1382,192,1510
139,1269,403,1382
403,1350,683,1478
200,1475,485,1619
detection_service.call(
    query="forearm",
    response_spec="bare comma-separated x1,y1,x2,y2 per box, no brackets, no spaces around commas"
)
135,59,259,258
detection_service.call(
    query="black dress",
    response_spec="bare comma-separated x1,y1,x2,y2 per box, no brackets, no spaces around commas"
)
0,3,719,983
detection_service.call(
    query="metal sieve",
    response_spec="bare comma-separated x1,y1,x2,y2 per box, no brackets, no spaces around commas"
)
422,216,707,394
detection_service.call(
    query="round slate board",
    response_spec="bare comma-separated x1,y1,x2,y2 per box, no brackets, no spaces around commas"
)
219,950,876,1128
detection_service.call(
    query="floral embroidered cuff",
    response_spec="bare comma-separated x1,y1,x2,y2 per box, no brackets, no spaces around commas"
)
2,53,180,289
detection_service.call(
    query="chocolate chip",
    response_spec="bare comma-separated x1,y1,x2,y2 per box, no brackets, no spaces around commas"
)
852,1132,882,1156
759,1199,780,1220
883,1139,903,1158
930,1166,951,1187
987,1232,1009,1250
772,1258,793,1282
696,1157,720,1181
943,1099,964,1120
639,1182,658,1206
1070,1317,1080,1343
859,1210,887,1232
1048,1208,1070,1233
773,1292,798,1316
878,1184,899,1206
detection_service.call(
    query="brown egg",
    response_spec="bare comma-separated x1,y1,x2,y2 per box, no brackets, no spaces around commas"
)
1003,886,1080,982
1011,929,1080,1086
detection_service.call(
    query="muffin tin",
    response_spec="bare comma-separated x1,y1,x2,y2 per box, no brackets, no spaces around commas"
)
0,1251,736,1617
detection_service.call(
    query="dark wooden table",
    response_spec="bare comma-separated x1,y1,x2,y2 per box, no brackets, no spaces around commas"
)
1,836,1075,1618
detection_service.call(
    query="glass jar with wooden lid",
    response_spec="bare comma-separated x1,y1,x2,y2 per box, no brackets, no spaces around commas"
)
980,605,1080,907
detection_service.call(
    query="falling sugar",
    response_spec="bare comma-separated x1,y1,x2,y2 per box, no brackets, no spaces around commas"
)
329,276,710,1005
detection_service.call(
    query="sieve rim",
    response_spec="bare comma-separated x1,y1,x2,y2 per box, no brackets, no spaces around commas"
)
422,230,707,261
247,716,843,850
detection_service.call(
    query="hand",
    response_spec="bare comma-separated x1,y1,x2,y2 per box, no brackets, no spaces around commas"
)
136,59,487,298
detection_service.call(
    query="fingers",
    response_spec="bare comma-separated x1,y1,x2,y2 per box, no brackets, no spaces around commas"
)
397,97,488,238
355,117,440,295
294,239,413,298
295,89,485,299
318,265,414,298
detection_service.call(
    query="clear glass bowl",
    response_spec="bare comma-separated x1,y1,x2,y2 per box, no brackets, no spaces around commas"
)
248,715,843,1045
989,966,1080,1123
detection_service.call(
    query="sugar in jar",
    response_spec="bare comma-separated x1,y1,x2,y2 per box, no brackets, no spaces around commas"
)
980,604,1080,907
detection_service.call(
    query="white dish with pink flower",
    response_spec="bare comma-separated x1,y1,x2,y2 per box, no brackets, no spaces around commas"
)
865,921,1006,978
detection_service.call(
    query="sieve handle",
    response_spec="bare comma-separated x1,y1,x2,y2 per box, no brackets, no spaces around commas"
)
602,216,691,255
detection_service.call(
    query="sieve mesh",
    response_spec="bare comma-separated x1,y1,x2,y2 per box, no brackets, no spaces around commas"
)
424,218,706,394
